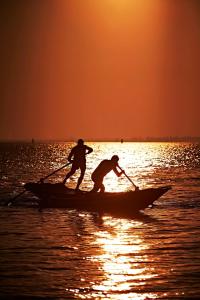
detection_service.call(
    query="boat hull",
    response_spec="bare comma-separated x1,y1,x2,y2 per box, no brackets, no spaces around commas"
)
25,183,171,213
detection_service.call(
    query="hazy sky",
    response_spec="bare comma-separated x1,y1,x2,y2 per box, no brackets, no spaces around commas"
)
1,0,200,140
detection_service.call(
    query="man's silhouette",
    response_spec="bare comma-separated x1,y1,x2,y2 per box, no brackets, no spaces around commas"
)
63,139,93,190
91,155,124,192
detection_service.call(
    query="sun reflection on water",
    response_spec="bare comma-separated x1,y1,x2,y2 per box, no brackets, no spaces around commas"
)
88,216,158,299
85,142,177,192
65,214,159,299
47,141,199,193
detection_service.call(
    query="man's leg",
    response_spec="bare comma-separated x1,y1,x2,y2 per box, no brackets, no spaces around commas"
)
90,182,100,192
99,183,105,193
90,177,103,193
75,165,86,190
63,165,77,184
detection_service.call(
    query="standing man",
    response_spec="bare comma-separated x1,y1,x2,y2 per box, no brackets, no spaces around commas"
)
90,155,124,192
63,139,93,190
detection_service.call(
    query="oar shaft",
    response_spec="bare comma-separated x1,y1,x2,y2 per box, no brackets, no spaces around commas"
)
41,162,71,181
118,165,137,188
7,162,71,206
7,190,26,206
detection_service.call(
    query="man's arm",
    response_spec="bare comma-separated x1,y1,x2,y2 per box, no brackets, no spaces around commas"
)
113,166,124,177
85,145,93,154
67,148,74,162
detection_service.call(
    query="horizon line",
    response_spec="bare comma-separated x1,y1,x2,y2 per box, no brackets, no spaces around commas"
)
0,136,200,143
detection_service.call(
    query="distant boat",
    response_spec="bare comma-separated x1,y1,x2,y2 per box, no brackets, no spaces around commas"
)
24,182,171,212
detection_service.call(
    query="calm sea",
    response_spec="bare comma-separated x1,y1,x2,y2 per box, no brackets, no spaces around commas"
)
0,142,200,299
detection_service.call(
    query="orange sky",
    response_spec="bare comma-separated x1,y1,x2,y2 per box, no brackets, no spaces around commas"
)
0,0,200,140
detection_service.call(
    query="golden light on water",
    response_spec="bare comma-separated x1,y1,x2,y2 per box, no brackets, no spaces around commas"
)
89,216,158,299
85,142,174,192
54,142,176,191
65,214,159,299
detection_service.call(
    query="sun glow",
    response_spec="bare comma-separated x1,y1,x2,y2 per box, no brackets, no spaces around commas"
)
97,0,156,15
94,0,161,28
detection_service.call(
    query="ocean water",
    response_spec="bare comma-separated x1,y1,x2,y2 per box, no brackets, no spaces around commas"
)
0,142,200,299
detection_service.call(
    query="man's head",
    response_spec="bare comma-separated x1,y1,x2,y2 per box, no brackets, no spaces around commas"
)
77,139,84,146
111,155,119,163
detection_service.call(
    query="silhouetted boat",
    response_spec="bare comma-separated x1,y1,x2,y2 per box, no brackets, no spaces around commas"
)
25,183,171,212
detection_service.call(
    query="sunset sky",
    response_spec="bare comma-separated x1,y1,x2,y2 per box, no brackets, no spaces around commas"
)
0,0,200,140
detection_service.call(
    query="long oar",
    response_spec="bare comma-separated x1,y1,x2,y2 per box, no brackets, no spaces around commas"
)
6,162,71,206
118,165,139,190
39,162,71,183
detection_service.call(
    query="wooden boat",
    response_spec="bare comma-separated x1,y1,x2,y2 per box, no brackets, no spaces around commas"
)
25,182,171,213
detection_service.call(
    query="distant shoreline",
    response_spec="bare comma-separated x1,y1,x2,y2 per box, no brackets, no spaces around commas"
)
0,137,200,143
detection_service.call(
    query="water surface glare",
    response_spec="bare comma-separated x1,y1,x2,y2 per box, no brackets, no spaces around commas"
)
0,142,200,299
